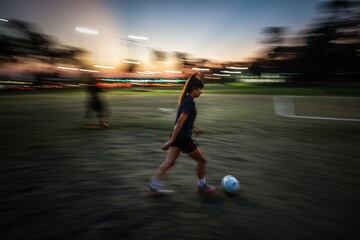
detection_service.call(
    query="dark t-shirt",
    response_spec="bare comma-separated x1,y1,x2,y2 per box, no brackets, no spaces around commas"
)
175,96,197,138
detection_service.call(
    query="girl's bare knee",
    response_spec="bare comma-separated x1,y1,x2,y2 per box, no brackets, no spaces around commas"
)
199,156,207,165
168,160,176,168
162,159,175,169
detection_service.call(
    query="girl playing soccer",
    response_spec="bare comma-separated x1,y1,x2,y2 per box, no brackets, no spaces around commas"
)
149,72,215,194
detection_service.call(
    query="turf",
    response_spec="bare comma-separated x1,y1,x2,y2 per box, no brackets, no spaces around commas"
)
1,92,360,240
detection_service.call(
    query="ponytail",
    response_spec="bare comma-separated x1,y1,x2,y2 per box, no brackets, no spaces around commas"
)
178,73,204,106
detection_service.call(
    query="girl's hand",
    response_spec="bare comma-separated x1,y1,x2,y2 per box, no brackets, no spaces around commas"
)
193,127,204,135
160,140,172,151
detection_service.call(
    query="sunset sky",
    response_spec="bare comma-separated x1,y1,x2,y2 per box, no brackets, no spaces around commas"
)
0,0,321,67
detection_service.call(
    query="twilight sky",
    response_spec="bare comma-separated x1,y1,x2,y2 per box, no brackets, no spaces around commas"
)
0,0,321,66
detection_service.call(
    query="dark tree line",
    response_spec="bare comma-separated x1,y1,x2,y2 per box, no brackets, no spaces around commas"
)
0,19,85,67
250,0,360,83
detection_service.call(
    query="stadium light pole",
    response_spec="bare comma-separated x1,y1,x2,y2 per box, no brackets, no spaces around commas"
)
128,35,148,41
75,26,99,66
120,34,149,69
75,27,99,35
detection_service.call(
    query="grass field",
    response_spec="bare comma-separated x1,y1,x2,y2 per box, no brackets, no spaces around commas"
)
1,90,360,240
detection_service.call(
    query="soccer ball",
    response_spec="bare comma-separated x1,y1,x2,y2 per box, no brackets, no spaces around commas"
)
221,175,240,193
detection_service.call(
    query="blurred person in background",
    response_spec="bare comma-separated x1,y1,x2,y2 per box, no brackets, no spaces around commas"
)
149,72,215,194
83,72,109,128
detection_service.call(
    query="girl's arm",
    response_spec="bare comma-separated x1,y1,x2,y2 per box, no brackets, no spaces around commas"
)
161,112,188,150
192,126,204,135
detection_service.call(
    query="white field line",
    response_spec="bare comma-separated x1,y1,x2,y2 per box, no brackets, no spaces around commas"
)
273,96,360,122
158,108,176,114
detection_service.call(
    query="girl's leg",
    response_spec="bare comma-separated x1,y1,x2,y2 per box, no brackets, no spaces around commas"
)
155,147,181,179
149,147,180,191
188,148,207,179
188,148,215,193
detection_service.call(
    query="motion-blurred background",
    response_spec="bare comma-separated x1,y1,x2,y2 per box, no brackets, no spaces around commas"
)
1,0,358,89
1,1,360,240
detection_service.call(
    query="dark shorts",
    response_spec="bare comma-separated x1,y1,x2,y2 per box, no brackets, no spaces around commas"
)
171,136,198,153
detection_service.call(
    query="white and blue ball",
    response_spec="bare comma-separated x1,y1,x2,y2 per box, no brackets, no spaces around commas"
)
221,175,240,193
